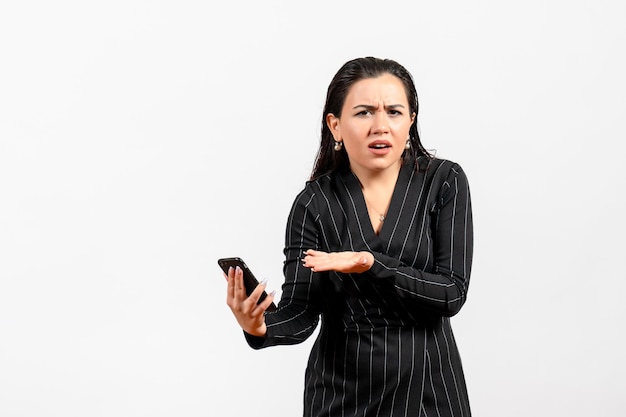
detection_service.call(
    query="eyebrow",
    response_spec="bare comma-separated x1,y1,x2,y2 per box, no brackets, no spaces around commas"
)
352,104,407,110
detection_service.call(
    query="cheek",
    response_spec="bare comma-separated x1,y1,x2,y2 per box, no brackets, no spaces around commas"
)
341,130,364,153
341,136,364,159
393,125,412,141
341,122,367,141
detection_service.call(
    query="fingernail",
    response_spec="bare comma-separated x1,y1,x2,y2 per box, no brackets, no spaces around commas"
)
260,278,268,285
228,266,233,273
269,290,276,296
236,266,241,273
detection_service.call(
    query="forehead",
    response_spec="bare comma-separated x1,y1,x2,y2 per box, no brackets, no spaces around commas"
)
344,73,408,105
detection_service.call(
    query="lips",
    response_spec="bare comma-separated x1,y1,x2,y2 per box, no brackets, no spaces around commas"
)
367,140,393,156
368,140,392,149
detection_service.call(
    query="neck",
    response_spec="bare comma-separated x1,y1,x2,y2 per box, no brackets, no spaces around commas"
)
351,160,402,191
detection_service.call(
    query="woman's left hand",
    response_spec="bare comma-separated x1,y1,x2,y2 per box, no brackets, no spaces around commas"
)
301,249,374,274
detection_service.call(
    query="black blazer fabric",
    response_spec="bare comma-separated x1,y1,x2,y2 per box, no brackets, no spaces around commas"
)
247,156,474,417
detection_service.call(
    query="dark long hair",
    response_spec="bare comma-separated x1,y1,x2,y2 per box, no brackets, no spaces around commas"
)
309,57,432,181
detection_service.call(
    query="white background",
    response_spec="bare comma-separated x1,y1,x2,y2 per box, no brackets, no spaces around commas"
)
1,1,625,416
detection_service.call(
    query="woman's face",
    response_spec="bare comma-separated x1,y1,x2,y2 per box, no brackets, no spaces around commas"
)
327,73,415,178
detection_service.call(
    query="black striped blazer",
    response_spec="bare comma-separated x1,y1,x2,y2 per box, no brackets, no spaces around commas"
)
247,156,473,417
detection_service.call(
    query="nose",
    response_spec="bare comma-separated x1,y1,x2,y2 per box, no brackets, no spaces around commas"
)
372,111,389,134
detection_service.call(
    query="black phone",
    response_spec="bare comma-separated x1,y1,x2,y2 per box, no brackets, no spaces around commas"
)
217,257,277,312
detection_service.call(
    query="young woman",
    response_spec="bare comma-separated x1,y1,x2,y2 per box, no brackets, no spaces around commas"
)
225,57,474,417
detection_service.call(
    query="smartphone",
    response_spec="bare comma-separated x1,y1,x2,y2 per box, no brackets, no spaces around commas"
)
217,257,277,312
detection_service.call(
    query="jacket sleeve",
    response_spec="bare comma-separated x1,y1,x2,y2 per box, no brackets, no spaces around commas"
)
365,163,473,317
245,185,323,349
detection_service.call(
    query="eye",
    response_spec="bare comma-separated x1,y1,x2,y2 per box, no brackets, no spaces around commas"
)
388,109,403,116
355,109,372,117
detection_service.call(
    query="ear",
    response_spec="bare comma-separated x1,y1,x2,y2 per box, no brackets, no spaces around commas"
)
410,112,416,124
326,113,341,141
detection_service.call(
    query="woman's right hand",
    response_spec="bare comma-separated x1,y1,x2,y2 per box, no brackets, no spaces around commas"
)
225,266,275,337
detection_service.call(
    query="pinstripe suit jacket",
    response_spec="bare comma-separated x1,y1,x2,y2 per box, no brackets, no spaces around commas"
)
247,156,473,417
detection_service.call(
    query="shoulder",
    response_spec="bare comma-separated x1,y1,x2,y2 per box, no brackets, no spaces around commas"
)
423,156,464,172
419,157,470,204
288,174,333,214
303,173,344,199
423,157,469,183
423,158,471,208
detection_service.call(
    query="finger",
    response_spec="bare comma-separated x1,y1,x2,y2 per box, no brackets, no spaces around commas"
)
250,280,276,314
305,249,323,257
233,266,247,301
309,254,331,271
301,251,315,267
226,267,235,298
248,278,269,306
302,249,329,269
255,290,276,314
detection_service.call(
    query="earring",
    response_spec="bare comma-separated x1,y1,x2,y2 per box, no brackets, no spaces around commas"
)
334,140,343,151
405,138,411,150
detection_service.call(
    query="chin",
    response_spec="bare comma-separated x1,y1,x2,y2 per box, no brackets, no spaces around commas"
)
370,159,402,172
